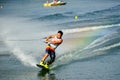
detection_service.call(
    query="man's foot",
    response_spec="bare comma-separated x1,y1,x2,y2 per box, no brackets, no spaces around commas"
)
40,61,44,67
44,63,49,69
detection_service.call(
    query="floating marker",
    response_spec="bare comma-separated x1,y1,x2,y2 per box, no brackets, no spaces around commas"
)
75,16,78,19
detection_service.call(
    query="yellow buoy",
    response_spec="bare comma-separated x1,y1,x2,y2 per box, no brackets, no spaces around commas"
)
74,16,78,20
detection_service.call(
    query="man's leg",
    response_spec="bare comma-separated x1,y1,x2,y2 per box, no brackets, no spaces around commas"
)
41,53,49,62
44,51,55,69
40,46,50,66
40,53,49,66
47,51,56,65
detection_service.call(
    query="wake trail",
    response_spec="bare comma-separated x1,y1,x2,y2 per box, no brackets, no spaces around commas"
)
84,31,118,49
93,42,120,52
52,41,120,69
63,24,120,34
51,24,120,69
4,40,37,67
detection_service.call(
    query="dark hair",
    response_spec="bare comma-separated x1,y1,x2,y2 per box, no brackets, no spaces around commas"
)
58,30,63,36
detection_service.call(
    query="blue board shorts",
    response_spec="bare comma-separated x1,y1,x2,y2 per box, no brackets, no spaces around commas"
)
45,45,56,64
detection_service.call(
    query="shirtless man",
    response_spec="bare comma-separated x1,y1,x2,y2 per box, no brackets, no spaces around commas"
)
40,31,63,69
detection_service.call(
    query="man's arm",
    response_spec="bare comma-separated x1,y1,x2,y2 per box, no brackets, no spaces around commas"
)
46,34,63,44
45,35,54,42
